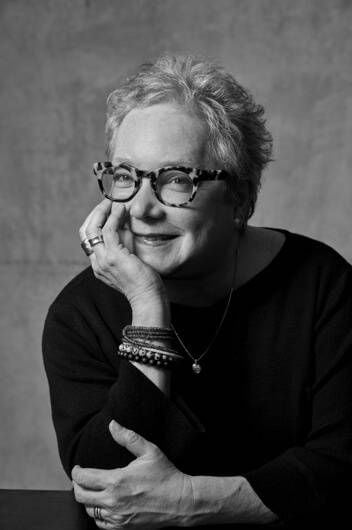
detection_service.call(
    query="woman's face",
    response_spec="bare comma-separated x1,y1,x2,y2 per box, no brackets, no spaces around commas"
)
110,102,236,279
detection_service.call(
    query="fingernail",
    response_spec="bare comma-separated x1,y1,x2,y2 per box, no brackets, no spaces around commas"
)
109,419,121,430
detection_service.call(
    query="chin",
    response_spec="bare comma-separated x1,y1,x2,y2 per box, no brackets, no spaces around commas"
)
138,254,180,277
140,252,204,280
133,239,201,278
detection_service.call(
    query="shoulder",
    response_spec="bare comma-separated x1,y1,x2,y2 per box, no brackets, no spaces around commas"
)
49,266,96,306
237,226,350,290
43,267,131,366
264,227,351,305
46,266,96,316
276,228,351,273
241,225,351,296
249,225,350,270
45,266,129,322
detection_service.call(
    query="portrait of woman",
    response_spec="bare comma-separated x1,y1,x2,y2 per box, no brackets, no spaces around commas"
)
42,54,352,529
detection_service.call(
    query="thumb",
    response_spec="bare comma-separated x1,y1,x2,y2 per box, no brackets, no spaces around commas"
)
108,420,156,458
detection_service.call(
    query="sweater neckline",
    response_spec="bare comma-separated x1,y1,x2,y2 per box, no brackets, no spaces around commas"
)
234,227,291,295
171,227,292,312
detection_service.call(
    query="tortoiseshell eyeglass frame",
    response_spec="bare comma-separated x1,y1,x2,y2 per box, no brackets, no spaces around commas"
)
93,161,231,207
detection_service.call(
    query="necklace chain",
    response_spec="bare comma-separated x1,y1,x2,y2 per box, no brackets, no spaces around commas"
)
171,239,240,374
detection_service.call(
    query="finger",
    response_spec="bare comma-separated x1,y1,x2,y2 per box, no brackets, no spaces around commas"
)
95,519,114,529
89,252,103,275
85,200,113,260
109,420,158,458
85,506,109,520
86,506,114,529
79,211,95,243
80,210,100,258
86,506,136,529
72,465,110,490
85,199,112,240
102,204,128,250
72,480,107,505
79,199,111,242
80,238,94,257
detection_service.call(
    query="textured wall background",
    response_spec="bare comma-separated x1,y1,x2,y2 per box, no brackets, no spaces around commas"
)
1,0,351,489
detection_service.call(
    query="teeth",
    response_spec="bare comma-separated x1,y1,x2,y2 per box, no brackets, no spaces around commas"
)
133,233,177,244
145,236,170,240
139,235,174,240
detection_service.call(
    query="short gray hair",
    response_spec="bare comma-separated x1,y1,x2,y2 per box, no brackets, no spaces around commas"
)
106,54,273,226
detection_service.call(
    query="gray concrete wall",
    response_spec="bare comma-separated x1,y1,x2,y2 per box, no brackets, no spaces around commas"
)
1,0,351,488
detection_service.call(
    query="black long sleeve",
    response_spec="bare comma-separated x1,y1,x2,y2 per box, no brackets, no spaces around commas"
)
43,290,204,477
42,229,352,527
243,266,352,525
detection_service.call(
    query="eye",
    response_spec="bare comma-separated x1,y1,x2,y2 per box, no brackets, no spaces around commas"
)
159,170,193,191
170,176,184,184
113,169,135,187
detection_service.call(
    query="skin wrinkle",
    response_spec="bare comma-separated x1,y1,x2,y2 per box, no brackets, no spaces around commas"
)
110,102,239,306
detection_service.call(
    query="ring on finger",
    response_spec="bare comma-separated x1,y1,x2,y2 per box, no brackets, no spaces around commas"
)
94,505,104,522
88,234,104,247
81,238,94,256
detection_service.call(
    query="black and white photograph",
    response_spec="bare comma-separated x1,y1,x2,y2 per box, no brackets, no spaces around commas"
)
1,1,351,528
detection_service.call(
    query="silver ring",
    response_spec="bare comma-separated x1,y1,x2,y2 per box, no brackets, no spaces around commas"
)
88,234,104,247
80,238,94,257
94,505,104,521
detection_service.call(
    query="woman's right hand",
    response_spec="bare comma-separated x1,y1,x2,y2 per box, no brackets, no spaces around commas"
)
79,199,170,326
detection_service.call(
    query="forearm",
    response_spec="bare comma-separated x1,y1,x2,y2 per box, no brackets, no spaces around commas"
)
131,297,172,396
44,297,200,476
186,474,278,526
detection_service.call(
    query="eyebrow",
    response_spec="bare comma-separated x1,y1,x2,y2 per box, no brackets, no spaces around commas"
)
113,157,196,168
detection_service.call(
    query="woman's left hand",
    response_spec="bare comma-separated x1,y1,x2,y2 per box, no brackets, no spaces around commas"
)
72,421,194,529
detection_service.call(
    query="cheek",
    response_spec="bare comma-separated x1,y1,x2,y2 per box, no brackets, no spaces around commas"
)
189,207,234,253
177,215,221,256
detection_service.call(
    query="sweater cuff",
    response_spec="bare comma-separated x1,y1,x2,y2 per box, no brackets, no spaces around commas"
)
107,359,204,465
243,451,317,523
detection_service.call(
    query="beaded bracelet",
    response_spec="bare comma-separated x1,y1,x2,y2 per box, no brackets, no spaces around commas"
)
119,340,183,361
118,348,173,368
123,336,180,355
117,341,183,368
123,325,176,342
122,327,179,355
121,341,182,359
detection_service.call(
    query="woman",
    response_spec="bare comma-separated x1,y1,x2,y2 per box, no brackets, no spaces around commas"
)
43,55,352,529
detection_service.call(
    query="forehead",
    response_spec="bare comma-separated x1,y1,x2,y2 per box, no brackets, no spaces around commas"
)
111,103,208,168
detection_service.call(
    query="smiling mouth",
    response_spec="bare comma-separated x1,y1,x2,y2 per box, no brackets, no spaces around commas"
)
132,233,178,246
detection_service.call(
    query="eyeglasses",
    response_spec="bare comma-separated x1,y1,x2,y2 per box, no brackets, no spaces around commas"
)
93,162,230,207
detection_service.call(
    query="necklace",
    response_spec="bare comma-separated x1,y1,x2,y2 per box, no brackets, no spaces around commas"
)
171,238,240,374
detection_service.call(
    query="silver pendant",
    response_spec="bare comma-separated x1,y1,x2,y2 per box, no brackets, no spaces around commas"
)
192,362,202,374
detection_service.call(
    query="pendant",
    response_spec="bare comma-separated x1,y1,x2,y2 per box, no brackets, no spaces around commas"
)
192,362,202,374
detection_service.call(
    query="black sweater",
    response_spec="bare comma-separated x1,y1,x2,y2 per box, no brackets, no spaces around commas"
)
42,229,352,528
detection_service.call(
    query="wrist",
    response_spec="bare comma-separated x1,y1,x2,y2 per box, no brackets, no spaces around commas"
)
184,475,233,526
132,297,171,327
130,362,171,396
185,475,277,526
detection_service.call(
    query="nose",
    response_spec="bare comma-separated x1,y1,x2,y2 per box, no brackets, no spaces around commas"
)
128,178,165,220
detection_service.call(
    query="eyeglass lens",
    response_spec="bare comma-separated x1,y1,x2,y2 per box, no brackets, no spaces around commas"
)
101,166,194,205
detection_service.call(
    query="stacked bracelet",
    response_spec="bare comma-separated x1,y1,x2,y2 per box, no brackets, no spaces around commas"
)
122,325,179,355
118,325,183,369
118,341,183,368
123,336,180,355
123,325,175,342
